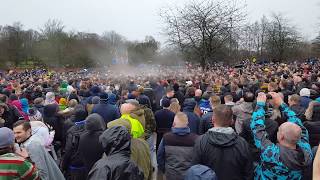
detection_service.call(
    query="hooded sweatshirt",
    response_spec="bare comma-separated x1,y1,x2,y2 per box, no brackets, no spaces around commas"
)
78,113,105,176
88,126,144,180
192,127,253,180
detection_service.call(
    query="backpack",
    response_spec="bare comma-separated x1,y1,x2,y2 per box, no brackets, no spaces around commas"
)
69,120,87,166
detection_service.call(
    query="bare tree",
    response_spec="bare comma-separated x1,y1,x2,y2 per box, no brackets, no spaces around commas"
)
265,13,300,62
161,0,245,68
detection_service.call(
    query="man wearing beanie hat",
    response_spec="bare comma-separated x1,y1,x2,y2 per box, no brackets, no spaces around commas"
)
78,113,105,178
300,88,312,108
155,98,175,151
0,127,39,179
92,92,120,124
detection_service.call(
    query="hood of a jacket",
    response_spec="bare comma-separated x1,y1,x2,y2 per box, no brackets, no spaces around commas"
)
107,93,117,105
85,113,106,131
99,126,131,156
183,99,197,112
131,108,144,119
207,127,237,147
172,127,190,136
74,109,88,122
279,145,312,171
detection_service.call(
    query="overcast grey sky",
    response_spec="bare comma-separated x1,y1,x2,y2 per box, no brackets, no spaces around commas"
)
1,0,319,44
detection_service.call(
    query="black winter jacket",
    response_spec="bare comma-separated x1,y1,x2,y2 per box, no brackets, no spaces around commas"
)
192,128,253,180
88,126,144,180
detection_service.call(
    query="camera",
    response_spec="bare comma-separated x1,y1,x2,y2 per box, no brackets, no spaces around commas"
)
266,94,272,100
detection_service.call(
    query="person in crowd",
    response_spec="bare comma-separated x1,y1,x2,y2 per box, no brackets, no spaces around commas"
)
62,108,88,180
160,87,175,107
13,120,65,180
224,94,235,107
92,92,120,124
192,104,253,180
199,95,221,134
168,98,181,114
155,98,175,151
232,92,255,134
288,94,306,121
87,126,144,180
194,89,202,103
182,98,200,134
108,118,152,180
0,100,21,129
157,112,199,180
251,92,312,179
300,88,312,109
78,113,105,178
0,127,39,180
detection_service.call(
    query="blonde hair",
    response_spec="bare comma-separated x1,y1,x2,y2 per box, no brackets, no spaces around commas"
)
169,102,181,114
174,112,188,127
210,95,221,108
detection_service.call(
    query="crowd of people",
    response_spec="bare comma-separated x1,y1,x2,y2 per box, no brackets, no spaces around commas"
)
0,60,320,180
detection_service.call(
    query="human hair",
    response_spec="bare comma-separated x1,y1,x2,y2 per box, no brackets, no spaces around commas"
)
224,95,233,102
268,82,279,92
243,92,255,102
121,90,129,97
13,120,31,131
280,79,288,89
213,105,233,127
0,95,8,103
0,145,14,155
209,95,221,107
169,102,181,114
173,112,188,127
289,94,300,104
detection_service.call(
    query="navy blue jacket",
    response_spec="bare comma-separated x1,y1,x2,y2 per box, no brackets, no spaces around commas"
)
92,102,120,124
183,99,200,134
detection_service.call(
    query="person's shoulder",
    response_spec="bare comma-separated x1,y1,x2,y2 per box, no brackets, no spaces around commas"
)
0,153,25,162
235,135,251,147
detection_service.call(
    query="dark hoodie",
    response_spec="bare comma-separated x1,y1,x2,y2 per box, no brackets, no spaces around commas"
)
192,127,253,180
88,126,144,180
183,99,200,134
62,108,88,171
78,113,105,177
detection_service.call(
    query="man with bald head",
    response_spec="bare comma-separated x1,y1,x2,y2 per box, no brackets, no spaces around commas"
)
251,92,313,179
109,102,144,138
157,112,199,180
